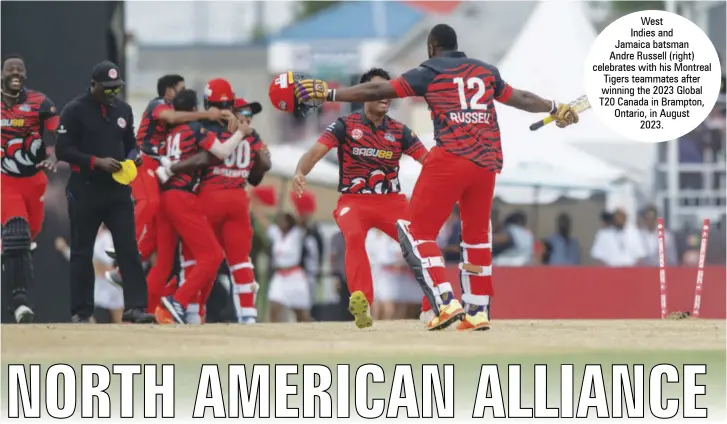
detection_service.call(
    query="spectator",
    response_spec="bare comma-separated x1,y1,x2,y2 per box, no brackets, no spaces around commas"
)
590,209,646,266
638,205,677,266
329,231,353,321
55,225,123,323
707,214,727,265
491,208,513,259
493,211,534,266
600,210,613,228
542,213,581,265
366,229,421,320
436,206,462,264
292,191,324,310
675,220,702,266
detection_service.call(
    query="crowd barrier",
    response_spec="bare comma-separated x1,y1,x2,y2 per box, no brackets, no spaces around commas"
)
445,266,727,319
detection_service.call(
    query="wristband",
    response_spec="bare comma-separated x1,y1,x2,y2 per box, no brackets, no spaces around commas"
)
326,89,336,102
549,100,558,114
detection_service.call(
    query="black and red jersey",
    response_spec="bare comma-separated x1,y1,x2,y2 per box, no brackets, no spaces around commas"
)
136,97,173,156
162,121,216,192
198,122,264,192
1,89,59,177
390,51,512,172
318,112,426,194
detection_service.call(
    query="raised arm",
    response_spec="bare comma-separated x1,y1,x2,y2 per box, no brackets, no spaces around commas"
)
332,66,435,103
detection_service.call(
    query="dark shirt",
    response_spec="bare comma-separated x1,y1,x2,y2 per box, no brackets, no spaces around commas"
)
55,92,137,185
318,112,426,194
390,51,513,171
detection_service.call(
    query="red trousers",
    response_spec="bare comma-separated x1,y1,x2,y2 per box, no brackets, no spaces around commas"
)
131,155,160,261
334,193,409,304
1,172,47,238
198,188,257,319
146,189,223,310
404,147,495,308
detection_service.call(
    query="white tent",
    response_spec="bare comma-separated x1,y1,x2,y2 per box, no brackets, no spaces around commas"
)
495,0,655,183
398,134,624,204
267,144,339,188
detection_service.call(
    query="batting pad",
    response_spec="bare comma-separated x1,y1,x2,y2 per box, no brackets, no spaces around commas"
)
459,241,494,307
396,220,444,316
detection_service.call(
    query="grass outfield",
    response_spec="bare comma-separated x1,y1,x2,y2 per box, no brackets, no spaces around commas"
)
3,320,725,419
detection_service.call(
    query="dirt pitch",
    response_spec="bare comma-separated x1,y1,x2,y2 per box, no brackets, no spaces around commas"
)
3,319,725,362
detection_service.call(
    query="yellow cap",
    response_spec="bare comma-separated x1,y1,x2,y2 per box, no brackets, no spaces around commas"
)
112,160,138,185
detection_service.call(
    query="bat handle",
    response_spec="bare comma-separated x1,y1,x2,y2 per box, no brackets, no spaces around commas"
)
529,115,555,131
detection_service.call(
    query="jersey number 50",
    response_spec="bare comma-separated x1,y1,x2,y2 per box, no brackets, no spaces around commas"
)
454,77,488,110
224,141,251,169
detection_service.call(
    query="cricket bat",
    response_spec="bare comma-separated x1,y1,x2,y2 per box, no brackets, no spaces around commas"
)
529,95,591,131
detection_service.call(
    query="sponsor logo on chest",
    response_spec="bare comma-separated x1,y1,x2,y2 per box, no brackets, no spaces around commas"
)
0,118,25,127
352,147,394,159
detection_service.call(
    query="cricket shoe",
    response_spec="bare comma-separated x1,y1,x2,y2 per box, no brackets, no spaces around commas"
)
14,305,35,323
105,248,116,260
154,306,175,324
420,309,435,323
71,314,92,323
426,296,464,331
456,305,491,331
239,316,257,324
348,290,373,329
105,269,124,289
122,308,156,324
161,296,187,324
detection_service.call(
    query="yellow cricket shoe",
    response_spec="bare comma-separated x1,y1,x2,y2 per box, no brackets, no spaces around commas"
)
427,299,465,331
456,305,491,331
348,290,373,329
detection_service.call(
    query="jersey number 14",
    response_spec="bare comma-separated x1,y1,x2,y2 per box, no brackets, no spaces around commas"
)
454,77,488,110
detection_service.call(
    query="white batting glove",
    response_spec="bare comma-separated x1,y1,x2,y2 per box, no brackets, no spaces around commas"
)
155,157,175,183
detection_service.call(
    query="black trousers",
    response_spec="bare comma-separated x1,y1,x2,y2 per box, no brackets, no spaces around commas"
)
66,176,147,318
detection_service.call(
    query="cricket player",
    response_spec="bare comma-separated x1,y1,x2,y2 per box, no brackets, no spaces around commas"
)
151,84,250,324
107,75,232,292
291,24,580,331
195,95,271,323
291,68,427,328
1,54,59,323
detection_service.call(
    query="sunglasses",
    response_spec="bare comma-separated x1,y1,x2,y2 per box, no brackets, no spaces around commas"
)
104,87,122,95
237,109,253,117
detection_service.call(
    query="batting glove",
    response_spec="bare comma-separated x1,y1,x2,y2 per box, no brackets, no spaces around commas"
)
550,101,580,128
294,79,331,103
155,156,174,184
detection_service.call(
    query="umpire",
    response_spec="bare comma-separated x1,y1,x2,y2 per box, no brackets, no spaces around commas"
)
55,61,154,323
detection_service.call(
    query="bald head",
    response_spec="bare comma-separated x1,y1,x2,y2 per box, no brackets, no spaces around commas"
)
427,24,458,58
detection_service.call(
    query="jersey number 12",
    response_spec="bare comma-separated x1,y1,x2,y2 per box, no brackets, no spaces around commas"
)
454,77,487,110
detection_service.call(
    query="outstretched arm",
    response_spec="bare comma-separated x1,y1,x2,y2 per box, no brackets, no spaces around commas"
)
501,88,556,113
489,65,557,114
329,66,435,103
331,81,399,103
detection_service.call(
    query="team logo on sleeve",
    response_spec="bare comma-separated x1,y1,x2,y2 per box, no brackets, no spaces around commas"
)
351,129,363,140
117,117,127,128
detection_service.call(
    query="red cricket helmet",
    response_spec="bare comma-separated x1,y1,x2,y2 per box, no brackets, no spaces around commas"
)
268,71,321,117
204,78,234,109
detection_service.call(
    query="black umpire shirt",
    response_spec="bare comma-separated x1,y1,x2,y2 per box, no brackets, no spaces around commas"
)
55,91,137,183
